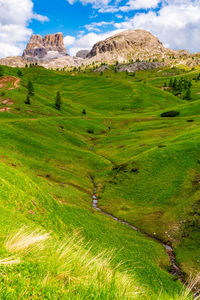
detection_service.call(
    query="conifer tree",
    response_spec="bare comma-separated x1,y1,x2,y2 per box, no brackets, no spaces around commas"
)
55,91,61,110
27,80,34,96
25,95,31,105
17,70,23,77
169,78,173,87
184,88,192,100
173,78,177,89
0,66,3,77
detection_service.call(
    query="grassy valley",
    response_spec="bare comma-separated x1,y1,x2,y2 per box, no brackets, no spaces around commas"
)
0,64,199,299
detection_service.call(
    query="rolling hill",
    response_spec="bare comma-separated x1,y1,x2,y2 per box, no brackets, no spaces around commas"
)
0,63,199,299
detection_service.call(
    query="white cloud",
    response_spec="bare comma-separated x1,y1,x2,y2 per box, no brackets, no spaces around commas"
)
120,0,160,11
114,1,200,52
0,0,49,58
67,0,112,9
65,0,200,56
66,0,161,12
64,29,122,56
32,14,49,22
64,35,76,46
85,21,115,31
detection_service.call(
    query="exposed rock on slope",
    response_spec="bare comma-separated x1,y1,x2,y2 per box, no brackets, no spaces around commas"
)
0,56,27,67
23,33,68,61
76,50,90,59
0,29,199,69
86,29,189,63
95,62,165,73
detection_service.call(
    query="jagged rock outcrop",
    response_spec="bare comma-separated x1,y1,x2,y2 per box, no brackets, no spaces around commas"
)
1,29,198,69
23,33,68,61
86,29,189,63
76,50,90,59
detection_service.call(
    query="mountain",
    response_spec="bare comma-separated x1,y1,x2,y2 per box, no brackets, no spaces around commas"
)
0,29,198,69
87,29,190,63
22,33,68,61
76,50,90,59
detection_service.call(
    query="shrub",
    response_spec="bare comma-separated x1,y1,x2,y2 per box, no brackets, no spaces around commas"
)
161,111,180,117
87,129,94,134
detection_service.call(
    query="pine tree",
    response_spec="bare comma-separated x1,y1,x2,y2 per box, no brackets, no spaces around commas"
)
169,78,173,87
25,95,31,105
177,79,183,92
55,91,61,110
17,70,23,77
184,88,192,100
27,80,34,96
173,78,177,90
0,66,3,77
184,80,188,90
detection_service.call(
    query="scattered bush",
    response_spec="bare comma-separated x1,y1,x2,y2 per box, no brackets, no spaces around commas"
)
161,111,180,117
87,129,94,134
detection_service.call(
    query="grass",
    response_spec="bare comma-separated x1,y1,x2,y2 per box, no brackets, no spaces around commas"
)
0,64,199,298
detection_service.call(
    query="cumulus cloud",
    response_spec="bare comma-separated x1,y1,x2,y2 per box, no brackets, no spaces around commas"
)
114,1,200,52
64,0,200,55
64,29,122,56
85,21,115,32
64,35,76,46
0,0,49,58
66,0,161,12
67,0,112,9
120,0,160,11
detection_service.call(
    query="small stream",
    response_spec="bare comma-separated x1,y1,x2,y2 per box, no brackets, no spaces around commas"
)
91,178,189,289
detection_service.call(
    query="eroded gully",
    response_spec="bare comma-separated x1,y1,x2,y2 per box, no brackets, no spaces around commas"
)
90,177,199,297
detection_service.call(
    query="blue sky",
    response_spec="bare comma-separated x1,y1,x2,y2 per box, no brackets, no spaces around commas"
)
0,0,200,57
30,0,161,36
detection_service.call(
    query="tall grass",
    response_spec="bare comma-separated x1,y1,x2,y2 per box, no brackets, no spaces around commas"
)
1,227,141,299
1,227,198,299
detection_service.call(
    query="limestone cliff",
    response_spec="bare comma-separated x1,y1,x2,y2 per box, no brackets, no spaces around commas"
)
86,29,190,63
23,33,68,61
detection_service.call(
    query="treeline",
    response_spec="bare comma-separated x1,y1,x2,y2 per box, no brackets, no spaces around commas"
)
164,77,193,100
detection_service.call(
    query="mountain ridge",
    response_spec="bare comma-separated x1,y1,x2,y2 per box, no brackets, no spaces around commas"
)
0,29,199,69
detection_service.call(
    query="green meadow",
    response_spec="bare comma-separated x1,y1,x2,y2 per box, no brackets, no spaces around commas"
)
0,64,199,299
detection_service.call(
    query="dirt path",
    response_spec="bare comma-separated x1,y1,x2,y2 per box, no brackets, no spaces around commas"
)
0,76,21,90
90,177,199,297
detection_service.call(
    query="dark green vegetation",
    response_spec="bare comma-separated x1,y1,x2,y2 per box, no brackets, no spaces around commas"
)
0,64,199,299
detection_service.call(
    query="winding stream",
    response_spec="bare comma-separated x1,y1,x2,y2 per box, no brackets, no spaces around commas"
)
91,177,188,287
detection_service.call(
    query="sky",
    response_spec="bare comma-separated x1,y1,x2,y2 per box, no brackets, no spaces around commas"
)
0,0,200,58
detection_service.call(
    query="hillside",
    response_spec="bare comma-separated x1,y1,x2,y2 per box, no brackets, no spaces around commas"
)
0,63,199,298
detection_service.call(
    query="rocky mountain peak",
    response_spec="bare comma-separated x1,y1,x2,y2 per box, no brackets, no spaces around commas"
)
87,29,169,63
23,33,68,61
